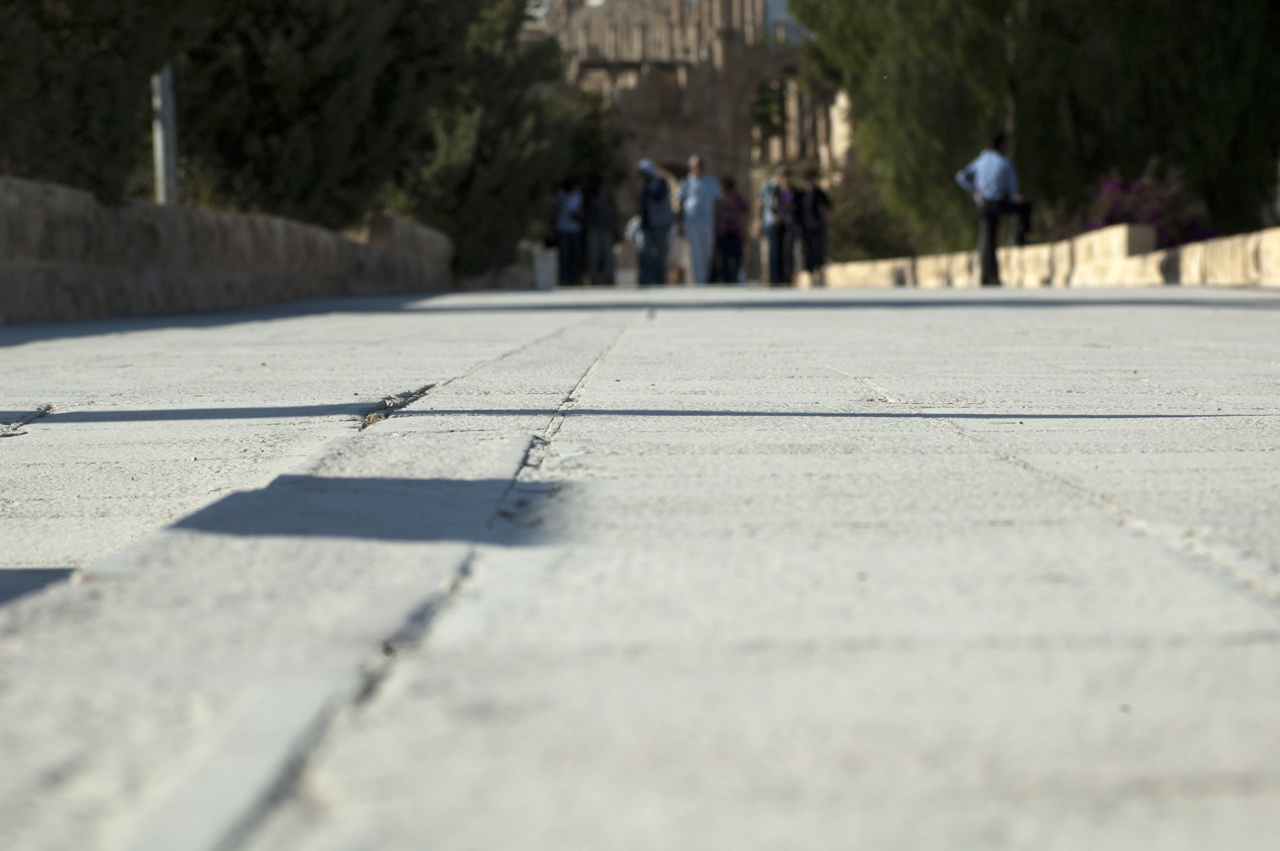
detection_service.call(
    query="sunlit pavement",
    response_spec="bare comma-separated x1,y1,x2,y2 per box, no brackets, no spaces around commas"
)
3,286,1280,850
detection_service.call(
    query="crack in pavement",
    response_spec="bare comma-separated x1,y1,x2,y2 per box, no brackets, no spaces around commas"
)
921,397,1280,607
823,367,1280,609
211,550,479,851
359,385,435,430
1,404,54,438
356,325,576,433
218,319,636,851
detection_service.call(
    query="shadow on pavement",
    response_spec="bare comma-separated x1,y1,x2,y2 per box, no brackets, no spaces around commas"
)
18,406,1261,427
0,294,436,348
174,475,554,544
405,292,1280,315
4,289,1278,348
42,404,367,424
396,408,1257,421
0,569,77,607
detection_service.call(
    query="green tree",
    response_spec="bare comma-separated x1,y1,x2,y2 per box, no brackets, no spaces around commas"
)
177,0,474,228
389,0,621,274
0,0,242,202
791,0,1280,251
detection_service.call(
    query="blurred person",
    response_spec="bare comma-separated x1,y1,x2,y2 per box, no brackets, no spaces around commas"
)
798,167,832,287
715,175,749,284
769,166,798,286
956,132,1032,286
583,172,618,286
552,177,584,286
637,159,674,285
678,154,722,285
758,165,784,284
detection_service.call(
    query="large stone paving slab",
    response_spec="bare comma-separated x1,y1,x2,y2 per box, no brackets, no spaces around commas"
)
1,287,1279,850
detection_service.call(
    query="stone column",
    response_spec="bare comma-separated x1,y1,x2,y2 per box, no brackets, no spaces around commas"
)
785,78,802,161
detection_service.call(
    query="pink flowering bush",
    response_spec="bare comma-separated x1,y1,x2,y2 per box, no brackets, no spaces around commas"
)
1086,160,1216,248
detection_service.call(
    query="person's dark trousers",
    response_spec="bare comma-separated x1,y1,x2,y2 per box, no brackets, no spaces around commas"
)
978,198,1032,286
639,227,669,285
769,225,794,285
557,231,583,285
717,234,744,283
802,229,827,273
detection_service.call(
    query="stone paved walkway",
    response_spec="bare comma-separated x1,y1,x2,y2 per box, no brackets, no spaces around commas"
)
2,287,1279,850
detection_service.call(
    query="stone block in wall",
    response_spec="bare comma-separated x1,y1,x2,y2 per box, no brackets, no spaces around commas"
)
0,175,453,324
1173,241,1207,286
1050,240,1073,287
1018,244,1053,288
825,256,911,288
996,244,1052,288
1070,258,1123,287
1201,233,1261,286
948,251,979,288
914,254,950,289
995,247,1020,287
1070,223,1157,268
357,213,454,269
1259,228,1280,286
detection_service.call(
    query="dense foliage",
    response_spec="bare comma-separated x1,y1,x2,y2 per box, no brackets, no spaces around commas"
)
0,0,621,274
177,0,474,229
791,0,1280,254
0,0,242,202
383,0,622,274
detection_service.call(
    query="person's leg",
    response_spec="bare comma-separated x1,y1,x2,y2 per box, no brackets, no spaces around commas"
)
802,232,818,273
726,235,744,284
978,204,1000,285
761,228,774,284
778,227,795,285
570,234,584,285
689,222,713,285
602,233,615,285
583,229,596,285
809,230,827,287
769,226,786,284
651,229,670,285
639,230,657,284
558,234,574,285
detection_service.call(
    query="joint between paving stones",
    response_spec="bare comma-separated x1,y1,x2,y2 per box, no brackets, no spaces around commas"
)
217,323,633,850
931,409,1280,608
214,547,480,851
359,385,434,430
1,404,54,438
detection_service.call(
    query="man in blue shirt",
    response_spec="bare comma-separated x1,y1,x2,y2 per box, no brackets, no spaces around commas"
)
956,133,1032,286
678,155,722,285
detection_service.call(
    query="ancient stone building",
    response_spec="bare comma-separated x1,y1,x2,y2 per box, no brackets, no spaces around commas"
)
529,0,846,207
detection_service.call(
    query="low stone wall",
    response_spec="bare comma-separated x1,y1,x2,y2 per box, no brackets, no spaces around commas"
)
0,176,453,324
817,223,1280,290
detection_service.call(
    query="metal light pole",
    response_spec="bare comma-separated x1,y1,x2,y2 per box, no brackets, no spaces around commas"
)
151,64,178,205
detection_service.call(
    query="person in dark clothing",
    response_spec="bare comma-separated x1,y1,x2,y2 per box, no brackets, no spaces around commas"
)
637,158,674,285
798,167,831,287
769,167,798,286
552,177,584,286
955,132,1032,286
714,175,749,284
583,172,618,286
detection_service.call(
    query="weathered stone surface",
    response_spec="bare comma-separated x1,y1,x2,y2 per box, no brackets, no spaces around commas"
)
1200,233,1262,286
0,177,453,324
820,223,1280,290
9,286,1280,850
1260,228,1280,285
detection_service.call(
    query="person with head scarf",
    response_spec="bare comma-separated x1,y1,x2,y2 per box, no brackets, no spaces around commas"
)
637,159,674,285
